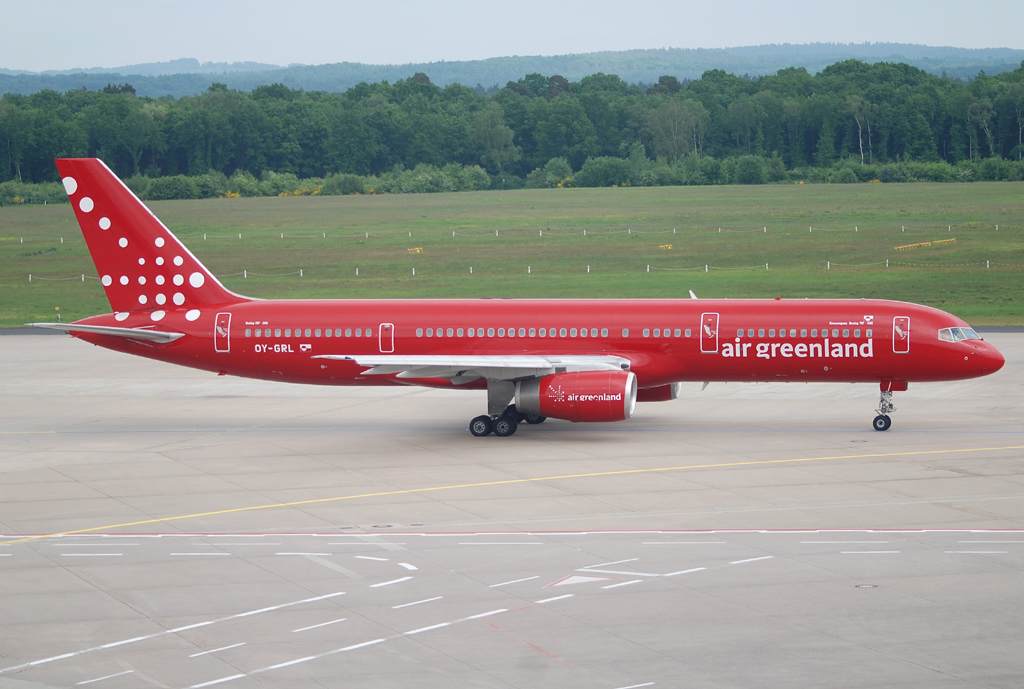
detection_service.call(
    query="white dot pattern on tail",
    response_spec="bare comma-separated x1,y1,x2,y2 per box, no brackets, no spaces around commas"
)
115,312,129,321
189,272,205,288
62,177,77,195
173,293,185,305
156,294,166,305
173,275,184,286
156,275,165,285
79,197,94,212
155,238,165,248
150,311,165,322
138,295,148,305
101,275,112,286
99,217,111,230
119,276,129,285
138,276,146,285
185,309,201,321
156,257,164,266
174,256,184,266
118,238,128,248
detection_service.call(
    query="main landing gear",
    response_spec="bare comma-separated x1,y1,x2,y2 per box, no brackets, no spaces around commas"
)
872,385,899,431
469,405,547,437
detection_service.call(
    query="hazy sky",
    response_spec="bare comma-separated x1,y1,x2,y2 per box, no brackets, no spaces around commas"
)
3,0,1022,71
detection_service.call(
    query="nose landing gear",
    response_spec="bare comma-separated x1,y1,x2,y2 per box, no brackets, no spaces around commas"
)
872,381,906,431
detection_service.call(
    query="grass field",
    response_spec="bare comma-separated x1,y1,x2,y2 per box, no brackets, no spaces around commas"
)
1,182,1022,327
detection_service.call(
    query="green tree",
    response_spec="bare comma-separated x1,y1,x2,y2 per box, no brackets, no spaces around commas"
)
470,102,521,182
647,100,691,163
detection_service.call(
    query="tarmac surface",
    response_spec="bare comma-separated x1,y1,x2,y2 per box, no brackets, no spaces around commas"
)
1,333,1022,689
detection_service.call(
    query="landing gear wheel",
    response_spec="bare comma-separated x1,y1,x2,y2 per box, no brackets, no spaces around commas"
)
872,414,892,431
470,415,493,437
524,413,546,425
493,415,518,437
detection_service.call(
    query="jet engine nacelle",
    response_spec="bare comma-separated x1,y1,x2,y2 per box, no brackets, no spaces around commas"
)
515,371,637,423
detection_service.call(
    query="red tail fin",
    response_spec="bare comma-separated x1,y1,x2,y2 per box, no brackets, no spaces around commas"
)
55,158,245,315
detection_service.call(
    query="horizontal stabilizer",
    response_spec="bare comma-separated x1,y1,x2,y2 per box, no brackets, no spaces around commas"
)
28,322,184,343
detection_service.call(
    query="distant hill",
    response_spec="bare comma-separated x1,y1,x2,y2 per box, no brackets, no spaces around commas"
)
3,43,1023,97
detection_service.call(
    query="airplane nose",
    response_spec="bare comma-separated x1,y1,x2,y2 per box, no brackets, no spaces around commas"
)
978,343,1005,375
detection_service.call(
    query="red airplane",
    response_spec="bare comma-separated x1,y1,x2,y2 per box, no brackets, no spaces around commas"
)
34,158,1005,436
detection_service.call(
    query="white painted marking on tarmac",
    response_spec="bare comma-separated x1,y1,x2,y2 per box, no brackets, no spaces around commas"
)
958,540,1024,543
404,622,450,635
393,596,442,609
642,541,725,545
462,609,508,620
337,638,386,652
370,576,412,588
582,558,638,569
276,552,331,556
0,554,10,557
664,567,707,577
54,543,138,547
77,670,134,685
0,591,346,675
613,683,655,689
602,579,643,589
397,562,418,570
61,553,122,557
576,569,660,577
171,553,231,556
190,674,246,688
190,543,281,546
946,551,1008,554
489,575,541,587
265,656,316,670
840,551,900,554
293,618,347,632
730,556,774,564
458,542,544,545
189,643,247,657
355,555,388,561
535,594,574,604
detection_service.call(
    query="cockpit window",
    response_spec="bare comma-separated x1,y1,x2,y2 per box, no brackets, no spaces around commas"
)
938,327,982,342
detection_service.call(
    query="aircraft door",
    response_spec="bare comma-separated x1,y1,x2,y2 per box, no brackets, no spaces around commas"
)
215,312,231,353
892,316,910,354
379,323,394,353
700,312,720,353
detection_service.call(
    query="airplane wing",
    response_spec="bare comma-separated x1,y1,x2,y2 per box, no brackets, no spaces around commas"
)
312,354,630,383
28,322,185,344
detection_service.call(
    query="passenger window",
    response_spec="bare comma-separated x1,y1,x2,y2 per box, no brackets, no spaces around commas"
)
570,328,578,337
622,328,629,337
589,328,596,337
335,329,342,337
866,329,872,337
800,329,807,337
447,328,454,337
345,328,352,337
674,329,681,337
580,329,587,338
487,328,495,337
275,329,282,337
469,328,476,337
643,328,650,337
284,329,291,337
529,328,536,337
653,329,660,337
664,328,671,338
304,328,312,337
313,329,320,337
416,328,423,337
789,329,796,337
747,329,754,337
426,328,433,337
758,329,765,337
832,329,839,337
842,329,849,338
539,328,546,337
245,328,252,337
560,328,567,337
811,329,817,337
498,328,505,337
685,329,692,337
854,329,860,337
737,329,744,337
325,329,332,338
519,328,526,337
366,329,373,337
602,328,609,337
769,329,775,337
457,328,464,337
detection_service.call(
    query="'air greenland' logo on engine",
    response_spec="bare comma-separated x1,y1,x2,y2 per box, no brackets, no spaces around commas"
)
568,393,623,402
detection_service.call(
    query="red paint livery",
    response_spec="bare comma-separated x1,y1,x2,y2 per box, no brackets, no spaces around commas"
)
38,159,1005,436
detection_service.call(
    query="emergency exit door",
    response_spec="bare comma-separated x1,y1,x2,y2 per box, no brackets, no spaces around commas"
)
700,312,719,353
379,323,394,353
215,312,231,353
